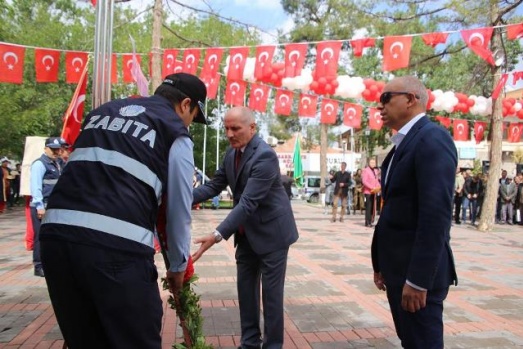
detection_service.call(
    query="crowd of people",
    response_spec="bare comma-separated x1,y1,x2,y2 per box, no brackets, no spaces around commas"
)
0,157,21,213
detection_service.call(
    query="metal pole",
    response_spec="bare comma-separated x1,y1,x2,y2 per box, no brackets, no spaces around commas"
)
92,0,115,108
202,99,208,184
216,85,221,171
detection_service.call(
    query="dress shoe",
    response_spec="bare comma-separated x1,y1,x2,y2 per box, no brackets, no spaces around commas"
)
339,218,344,222
34,269,45,277
330,218,336,223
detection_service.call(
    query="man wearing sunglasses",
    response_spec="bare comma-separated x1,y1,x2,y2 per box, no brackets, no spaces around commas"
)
371,76,458,348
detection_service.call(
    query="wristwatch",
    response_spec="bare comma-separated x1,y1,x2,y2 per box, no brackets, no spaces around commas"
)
213,230,223,243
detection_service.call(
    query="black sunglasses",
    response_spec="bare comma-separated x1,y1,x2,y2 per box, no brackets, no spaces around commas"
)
379,91,420,105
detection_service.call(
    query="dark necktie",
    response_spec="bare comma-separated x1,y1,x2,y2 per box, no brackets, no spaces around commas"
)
235,150,242,174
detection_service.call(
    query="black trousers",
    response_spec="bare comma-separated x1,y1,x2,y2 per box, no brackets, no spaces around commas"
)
453,195,462,223
364,194,375,226
386,285,449,349
40,239,162,349
236,235,288,349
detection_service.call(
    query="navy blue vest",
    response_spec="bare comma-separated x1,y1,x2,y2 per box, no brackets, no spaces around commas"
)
42,95,189,252
33,154,62,205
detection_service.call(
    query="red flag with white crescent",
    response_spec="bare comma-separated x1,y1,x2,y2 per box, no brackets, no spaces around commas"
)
201,74,220,100
65,51,88,84
508,123,523,143
284,43,308,78
162,49,179,77
320,99,338,124
248,83,270,112
0,43,25,84
315,41,342,77
453,119,469,141
298,94,318,117
181,48,201,75
61,64,89,147
225,80,246,106
349,38,375,57
460,27,495,65
274,90,293,115
382,36,412,72
368,107,383,130
474,121,487,144
254,45,276,81
507,23,523,41
227,47,249,81
200,48,223,79
343,103,362,128
421,32,449,47
122,54,142,83
35,48,60,83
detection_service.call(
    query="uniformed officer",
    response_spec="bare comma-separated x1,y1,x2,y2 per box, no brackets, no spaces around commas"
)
29,137,63,277
39,73,207,349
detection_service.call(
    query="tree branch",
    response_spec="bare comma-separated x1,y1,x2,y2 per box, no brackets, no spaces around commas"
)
409,45,467,68
161,24,212,47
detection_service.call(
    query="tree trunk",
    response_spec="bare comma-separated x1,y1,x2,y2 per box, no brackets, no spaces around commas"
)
319,123,328,191
150,0,163,91
478,4,503,232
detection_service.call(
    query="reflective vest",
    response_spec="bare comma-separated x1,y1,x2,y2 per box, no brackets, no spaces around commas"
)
42,95,189,250
32,154,62,207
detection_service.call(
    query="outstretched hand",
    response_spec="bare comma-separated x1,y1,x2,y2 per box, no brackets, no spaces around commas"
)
191,234,216,263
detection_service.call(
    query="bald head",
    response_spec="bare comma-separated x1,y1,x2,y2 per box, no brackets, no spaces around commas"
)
224,107,257,149
391,76,428,110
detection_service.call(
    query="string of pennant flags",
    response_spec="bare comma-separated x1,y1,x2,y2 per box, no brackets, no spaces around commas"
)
1,22,523,144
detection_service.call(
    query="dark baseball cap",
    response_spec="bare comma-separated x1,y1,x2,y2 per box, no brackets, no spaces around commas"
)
162,73,208,125
45,137,62,149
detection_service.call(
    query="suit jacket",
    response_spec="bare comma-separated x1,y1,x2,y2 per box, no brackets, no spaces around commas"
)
193,135,299,255
371,116,458,290
362,166,380,195
331,171,351,197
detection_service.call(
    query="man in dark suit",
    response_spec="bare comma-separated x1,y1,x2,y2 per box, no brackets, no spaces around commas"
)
371,76,458,349
192,106,299,349
330,161,352,222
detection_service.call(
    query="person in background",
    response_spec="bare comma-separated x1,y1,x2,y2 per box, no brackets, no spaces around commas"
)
191,106,299,349
362,158,380,227
29,138,63,277
371,76,457,349
461,169,473,224
280,171,293,200
330,162,352,223
0,157,11,213
496,170,508,223
9,163,21,207
454,168,465,224
352,168,364,215
499,175,517,225
324,169,335,214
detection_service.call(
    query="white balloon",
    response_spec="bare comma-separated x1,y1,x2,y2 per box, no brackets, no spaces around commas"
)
243,57,256,82
514,102,522,112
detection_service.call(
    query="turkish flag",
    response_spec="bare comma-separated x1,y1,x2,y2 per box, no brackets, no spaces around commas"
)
343,103,362,128
0,43,25,84
201,74,220,100
61,64,88,146
65,51,88,84
368,107,383,130
200,48,223,79
111,53,118,84
91,0,96,6
492,73,509,99
421,32,449,47
181,48,201,75
435,115,452,129
274,89,293,115
248,83,270,112
122,54,142,83
507,23,523,40
508,123,523,143
254,45,276,81
315,41,342,77
227,47,249,81
349,38,375,57
320,99,338,124
35,48,60,83
453,119,469,141
382,36,412,72
461,27,494,65
162,49,179,77
298,94,318,117
513,71,523,85
225,80,246,106
284,43,308,78
474,121,487,144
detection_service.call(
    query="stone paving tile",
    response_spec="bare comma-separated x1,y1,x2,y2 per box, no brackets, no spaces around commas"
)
2,203,523,348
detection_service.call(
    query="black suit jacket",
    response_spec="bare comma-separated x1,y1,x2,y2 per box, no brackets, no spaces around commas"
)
193,135,299,255
371,116,458,290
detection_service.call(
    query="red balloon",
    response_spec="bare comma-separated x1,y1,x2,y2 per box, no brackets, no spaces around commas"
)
363,78,375,89
466,98,475,107
272,61,285,71
369,84,378,93
310,80,319,91
331,79,339,88
517,109,523,119
318,77,327,86
502,107,509,116
509,106,516,115
362,89,371,100
324,83,334,95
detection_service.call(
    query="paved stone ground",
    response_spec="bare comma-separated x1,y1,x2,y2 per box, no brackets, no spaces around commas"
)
1,201,523,348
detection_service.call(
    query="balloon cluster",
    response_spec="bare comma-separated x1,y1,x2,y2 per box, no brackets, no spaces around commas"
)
309,72,339,95
453,93,476,113
502,98,523,119
361,79,385,103
257,62,285,87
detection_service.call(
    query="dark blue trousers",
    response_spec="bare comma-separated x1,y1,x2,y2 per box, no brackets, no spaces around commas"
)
386,286,449,349
30,207,42,270
40,239,162,349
